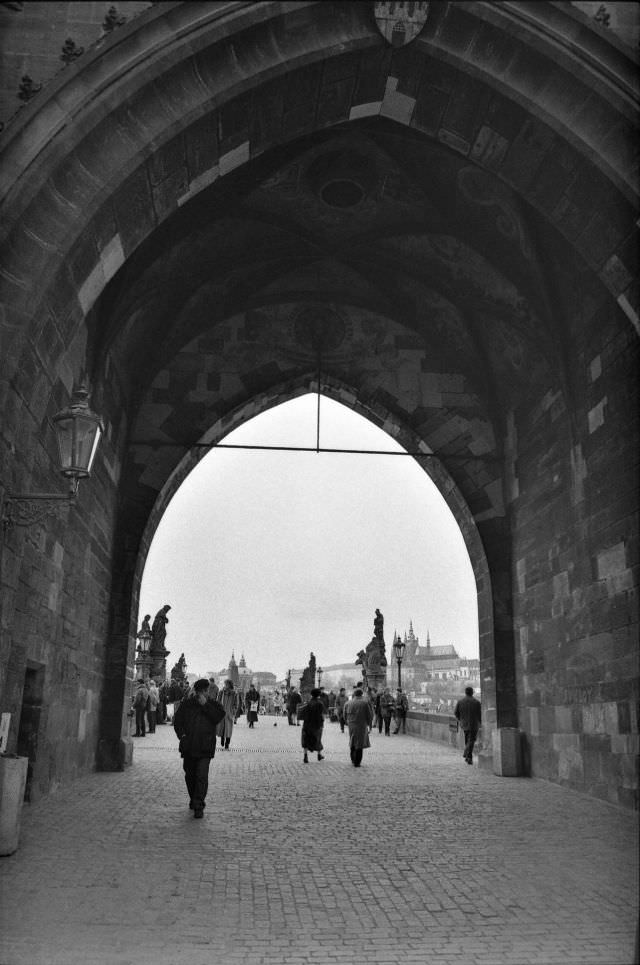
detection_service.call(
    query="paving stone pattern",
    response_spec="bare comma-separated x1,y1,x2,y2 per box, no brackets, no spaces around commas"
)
0,719,637,965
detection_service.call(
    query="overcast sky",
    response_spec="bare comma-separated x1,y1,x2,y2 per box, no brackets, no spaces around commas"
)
139,394,478,680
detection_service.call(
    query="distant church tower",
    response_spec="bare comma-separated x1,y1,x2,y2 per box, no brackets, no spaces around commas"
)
228,651,240,688
404,620,420,660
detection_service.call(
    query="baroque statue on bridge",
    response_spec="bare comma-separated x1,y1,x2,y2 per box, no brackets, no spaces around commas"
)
151,604,171,650
356,609,388,684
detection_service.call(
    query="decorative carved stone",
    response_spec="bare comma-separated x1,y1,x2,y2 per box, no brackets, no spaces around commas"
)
374,1,430,47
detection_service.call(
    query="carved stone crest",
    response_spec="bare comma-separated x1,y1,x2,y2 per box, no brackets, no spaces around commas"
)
374,1,430,47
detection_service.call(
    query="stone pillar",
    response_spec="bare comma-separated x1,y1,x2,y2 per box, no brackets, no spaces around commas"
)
492,726,523,776
0,755,28,855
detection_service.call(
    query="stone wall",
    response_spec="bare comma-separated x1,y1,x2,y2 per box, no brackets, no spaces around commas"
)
0,400,120,799
511,283,639,808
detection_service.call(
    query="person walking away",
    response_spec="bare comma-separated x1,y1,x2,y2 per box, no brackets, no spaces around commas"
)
319,687,330,716
216,679,238,750
146,680,160,733
393,689,408,734
373,689,383,733
454,686,482,765
334,687,348,733
286,688,302,726
246,684,260,728
298,688,325,763
345,687,373,767
234,692,244,723
173,678,226,817
133,678,149,737
208,678,219,703
379,688,395,736
328,690,336,721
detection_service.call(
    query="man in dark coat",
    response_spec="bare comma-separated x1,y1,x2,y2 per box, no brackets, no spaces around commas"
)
299,687,325,764
345,688,373,767
454,686,482,765
132,678,149,737
286,688,302,726
173,678,226,817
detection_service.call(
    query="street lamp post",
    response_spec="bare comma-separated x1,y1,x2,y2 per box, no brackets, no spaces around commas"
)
392,639,406,690
317,666,323,688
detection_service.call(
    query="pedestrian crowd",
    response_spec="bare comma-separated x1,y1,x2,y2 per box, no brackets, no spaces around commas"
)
134,674,480,818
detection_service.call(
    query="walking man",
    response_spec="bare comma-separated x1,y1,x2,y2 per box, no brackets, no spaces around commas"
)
454,686,482,765
345,687,373,767
286,687,302,726
379,687,395,736
335,687,348,733
173,678,226,817
393,688,408,734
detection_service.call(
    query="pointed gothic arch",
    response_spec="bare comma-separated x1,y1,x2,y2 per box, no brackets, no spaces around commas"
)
1,1,637,805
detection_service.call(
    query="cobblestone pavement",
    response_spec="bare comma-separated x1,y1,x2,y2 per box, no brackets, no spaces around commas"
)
0,717,637,965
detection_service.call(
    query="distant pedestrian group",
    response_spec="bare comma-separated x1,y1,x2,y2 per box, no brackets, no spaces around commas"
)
164,675,480,819
131,678,161,736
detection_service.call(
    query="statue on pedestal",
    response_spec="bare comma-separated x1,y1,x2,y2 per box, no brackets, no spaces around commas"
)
151,605,171,650
150,604,171,682
300,652,316,700
355,609,388,691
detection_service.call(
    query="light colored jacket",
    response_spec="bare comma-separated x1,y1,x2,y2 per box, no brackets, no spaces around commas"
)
345,696,373,749
216,687,238,739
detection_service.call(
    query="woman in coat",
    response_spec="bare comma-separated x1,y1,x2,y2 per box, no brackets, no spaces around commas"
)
345,687,373,767
246,684,260,728
216,679,238,750
298,687,325,764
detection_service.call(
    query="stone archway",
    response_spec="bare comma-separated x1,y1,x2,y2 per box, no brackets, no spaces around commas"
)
1,1,637,805
129,372,494,713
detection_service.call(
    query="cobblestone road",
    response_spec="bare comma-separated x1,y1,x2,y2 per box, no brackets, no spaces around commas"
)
0,717,637,965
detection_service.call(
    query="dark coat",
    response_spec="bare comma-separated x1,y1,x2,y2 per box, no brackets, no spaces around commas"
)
346,696,373,749
299,697,325,752
454,695,482,731
286,691,302,712
173,693,226,758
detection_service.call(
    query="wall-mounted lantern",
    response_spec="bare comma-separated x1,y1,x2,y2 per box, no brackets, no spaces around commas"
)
2,385,103,533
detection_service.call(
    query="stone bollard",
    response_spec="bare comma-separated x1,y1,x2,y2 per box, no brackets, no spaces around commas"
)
0,754,29,856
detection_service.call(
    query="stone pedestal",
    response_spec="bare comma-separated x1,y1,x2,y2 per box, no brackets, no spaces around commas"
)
0,754,28,856
364,670,387,694
492,727,523,776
